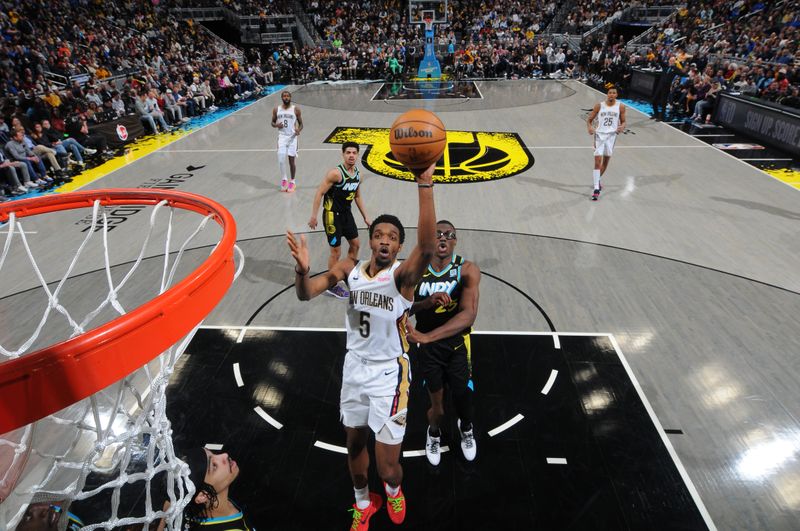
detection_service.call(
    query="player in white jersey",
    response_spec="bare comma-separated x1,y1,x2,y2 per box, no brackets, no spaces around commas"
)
586,85,626,200
287,162,436,530
271,90,303,192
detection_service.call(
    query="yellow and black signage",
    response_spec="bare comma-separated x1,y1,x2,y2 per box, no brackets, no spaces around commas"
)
324,127,534,183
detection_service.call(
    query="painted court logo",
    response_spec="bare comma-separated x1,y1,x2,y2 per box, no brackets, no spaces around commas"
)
324,127,534,183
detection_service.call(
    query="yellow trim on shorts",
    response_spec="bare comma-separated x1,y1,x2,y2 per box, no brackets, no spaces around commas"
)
391,355,411,415
464,331,473,375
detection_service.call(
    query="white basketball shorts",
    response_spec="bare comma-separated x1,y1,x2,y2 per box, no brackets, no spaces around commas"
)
594,132,617,157
277,134,298,158
340,351,411,445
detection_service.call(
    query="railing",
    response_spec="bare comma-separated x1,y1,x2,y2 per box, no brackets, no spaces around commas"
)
545,0,577,34
707,53,800,69
171,6,298,44
628,5,682,21
242,31,294,44
196,21,244,61
534,33,582,52
170,7,225,21
625,5,684,51
43,71,69,89
291,0,321,46
582,7,630,40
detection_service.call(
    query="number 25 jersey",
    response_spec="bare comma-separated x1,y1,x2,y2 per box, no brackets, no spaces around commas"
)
346,260,412,362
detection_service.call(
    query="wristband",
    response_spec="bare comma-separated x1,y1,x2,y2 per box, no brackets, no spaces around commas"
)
295,265,310,275
418,183,434,188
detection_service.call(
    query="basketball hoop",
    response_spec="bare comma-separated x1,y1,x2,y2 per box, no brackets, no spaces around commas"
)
0,189,241,529
423,15,434,32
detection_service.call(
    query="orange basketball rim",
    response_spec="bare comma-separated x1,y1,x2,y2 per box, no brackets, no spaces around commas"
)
0,189,237,434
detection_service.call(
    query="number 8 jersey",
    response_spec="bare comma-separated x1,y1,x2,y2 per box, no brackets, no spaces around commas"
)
346,260,412,361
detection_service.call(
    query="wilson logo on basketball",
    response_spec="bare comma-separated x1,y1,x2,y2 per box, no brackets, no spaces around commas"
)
324,127,534,183
116,124,129,141
393,127,433,139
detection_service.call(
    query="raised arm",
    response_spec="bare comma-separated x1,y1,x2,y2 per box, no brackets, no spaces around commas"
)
587,103,600,135
408,262,481,344
287,230,352,300
395,162,436,298
308,168,339,229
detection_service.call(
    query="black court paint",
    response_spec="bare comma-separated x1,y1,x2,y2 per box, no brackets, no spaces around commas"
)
166,329,710,530
372,80,482,101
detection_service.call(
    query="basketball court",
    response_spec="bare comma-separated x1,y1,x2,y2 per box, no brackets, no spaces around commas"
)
2,77,799,529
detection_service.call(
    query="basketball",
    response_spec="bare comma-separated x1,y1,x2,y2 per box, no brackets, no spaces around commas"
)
389,109,447,170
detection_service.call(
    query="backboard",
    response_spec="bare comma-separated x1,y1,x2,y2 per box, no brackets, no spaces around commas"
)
409,0,448,25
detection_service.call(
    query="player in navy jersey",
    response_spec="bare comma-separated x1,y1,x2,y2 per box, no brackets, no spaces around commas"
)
407,221,481,465
309,142,371,300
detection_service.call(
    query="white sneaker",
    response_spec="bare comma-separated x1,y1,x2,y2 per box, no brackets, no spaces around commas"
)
458,419,476,461
27,181,40,188
84,148,97,155
181,117,190,123
16,186,28,193
425,427,441,466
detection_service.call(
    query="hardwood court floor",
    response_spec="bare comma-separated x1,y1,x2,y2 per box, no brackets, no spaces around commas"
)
2,80,799,529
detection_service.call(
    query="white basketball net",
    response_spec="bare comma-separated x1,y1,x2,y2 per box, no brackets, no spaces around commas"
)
0,198,242,530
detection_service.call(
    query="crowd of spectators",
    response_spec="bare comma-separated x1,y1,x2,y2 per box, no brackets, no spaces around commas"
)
0,0,280,201
581,0,799,120
1,0,798,202
561,0,626,34
169,0,293,17
281,0,563,82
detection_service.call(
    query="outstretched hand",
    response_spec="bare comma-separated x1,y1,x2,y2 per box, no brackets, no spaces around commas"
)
412,161,436,186
286,230,310,273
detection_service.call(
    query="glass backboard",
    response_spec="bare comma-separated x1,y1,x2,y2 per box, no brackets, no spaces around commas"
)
409,0,448,24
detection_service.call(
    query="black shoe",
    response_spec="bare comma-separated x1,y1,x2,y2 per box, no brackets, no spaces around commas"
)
592,189,600,201
649,115,657,120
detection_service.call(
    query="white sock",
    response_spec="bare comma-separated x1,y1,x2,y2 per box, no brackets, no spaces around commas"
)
354,486,370,509
278,153,288,181
592,169,601,190
385,483,400,497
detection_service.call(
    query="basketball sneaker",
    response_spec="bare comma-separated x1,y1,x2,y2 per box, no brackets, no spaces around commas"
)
288,179,296,193
458,419,477,461
592,189,600,201
384,483,407,524
349,492,382,531
280,178,288,192
425,426,441,466
326,284,350,300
